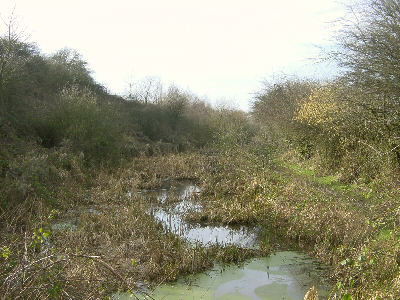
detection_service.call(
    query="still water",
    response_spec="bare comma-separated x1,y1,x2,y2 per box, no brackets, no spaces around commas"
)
116,181,330,299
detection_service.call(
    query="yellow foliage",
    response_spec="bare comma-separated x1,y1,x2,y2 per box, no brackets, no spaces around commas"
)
294,86,340,127
303,286,318,300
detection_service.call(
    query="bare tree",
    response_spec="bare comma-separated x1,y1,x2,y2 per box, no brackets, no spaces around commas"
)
333,0,400,110
126,76,163,104
322,0,400,165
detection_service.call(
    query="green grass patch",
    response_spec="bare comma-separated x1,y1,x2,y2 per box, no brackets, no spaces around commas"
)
286,163,355,192
377,228,393,241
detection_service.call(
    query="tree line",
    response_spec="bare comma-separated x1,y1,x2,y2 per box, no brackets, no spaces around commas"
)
252,0,400,182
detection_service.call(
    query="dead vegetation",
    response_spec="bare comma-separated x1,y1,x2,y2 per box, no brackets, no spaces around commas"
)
189,147,400,299
0,152,263,299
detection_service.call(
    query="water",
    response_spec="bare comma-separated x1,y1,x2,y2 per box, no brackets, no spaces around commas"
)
51,221,78,231
50,207,100,232
115,252,328,300
117,181,330,299
157,251,327,299
139,181,258,248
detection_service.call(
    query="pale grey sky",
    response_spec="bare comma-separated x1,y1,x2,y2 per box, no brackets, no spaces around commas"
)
0,0,346,111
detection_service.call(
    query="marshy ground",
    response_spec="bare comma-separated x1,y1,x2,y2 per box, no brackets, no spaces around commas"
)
4,149,400,299
3,1,400,298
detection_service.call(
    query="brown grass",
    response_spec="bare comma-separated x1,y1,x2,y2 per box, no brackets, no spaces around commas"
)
5,142,399,298
0,151,262,299
191,148,400,299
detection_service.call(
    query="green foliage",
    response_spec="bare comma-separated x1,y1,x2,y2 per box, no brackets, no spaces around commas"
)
50,48,94,87
252,78,316,132
252,78,318,158
211,108,255,152
0,22,219,172
253,75,400,180
250,1,400,180
0,31,38,113
122,87,213,150
31,86,123,164
30,227,50,250
324,0,400,176
1,245,10,259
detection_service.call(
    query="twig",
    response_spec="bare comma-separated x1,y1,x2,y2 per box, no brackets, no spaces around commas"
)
358,140,383,157
71,254,124,282
141,290,156,300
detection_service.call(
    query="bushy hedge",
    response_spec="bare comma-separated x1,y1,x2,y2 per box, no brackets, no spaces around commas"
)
251,0,400,181
0,30,220,168
32,86,123,164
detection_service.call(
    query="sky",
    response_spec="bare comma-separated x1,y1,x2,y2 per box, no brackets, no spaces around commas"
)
0,0,346,111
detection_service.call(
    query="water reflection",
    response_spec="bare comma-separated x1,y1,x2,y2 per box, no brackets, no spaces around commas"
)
115,252,329,300
119,181,331,299
138,181,258,248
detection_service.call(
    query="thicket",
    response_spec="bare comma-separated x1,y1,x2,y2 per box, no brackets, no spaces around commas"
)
0,21,227,221
0,21,239,298
252,0,400,182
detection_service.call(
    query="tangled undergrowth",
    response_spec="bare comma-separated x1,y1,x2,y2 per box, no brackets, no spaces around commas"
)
1,153,202,298
0,152,263,299
3,139,400,299
190,148,400,299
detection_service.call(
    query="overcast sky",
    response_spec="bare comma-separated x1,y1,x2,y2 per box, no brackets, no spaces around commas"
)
0,0,346,111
